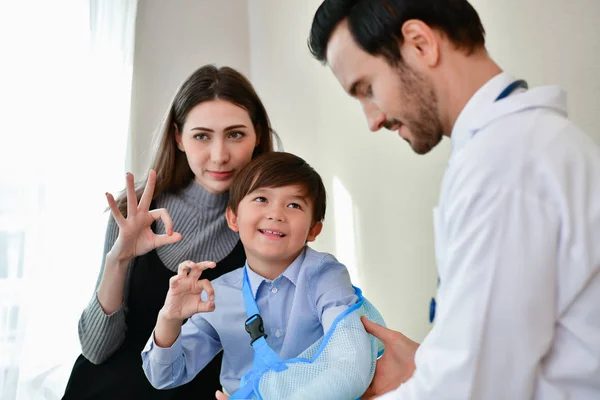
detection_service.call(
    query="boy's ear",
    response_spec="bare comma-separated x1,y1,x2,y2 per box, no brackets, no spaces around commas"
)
225,207,239,232
306,221,323,242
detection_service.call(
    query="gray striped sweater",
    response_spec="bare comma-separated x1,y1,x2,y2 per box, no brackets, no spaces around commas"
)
78,180,240,364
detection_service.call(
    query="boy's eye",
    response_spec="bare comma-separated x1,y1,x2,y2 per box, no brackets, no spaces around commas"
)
194,133,210,140
287,203,302,209
229,131,245,139
253,196,267,203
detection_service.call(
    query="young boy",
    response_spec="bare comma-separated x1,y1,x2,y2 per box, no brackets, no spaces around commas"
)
141,152,382,399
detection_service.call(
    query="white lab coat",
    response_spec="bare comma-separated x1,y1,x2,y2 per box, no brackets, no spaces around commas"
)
377,73,600,399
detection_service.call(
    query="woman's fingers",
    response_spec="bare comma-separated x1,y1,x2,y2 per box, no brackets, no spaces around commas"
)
149,208,174,236
125,172,137,218
154,232,183,248
105,192,126,226
138,169,156,211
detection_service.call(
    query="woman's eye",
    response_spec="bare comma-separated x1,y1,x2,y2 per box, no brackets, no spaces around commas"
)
194,133,210,140
229,131,245,139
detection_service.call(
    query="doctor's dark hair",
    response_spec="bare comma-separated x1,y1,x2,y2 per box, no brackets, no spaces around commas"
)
308,0,486,66
228,152,327,224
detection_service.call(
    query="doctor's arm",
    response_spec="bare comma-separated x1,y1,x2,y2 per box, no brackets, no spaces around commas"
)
374,188,559,400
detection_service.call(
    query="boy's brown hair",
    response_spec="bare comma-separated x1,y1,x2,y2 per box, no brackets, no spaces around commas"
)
228,152,327,224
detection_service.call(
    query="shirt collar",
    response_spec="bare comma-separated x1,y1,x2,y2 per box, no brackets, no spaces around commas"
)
281,247,306,286
244,247,308,299
449,72,515,162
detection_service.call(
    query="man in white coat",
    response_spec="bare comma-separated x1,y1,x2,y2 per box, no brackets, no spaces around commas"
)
308,0,600,399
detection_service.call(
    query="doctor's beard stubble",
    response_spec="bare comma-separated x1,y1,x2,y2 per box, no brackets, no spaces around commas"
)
389,61,444,155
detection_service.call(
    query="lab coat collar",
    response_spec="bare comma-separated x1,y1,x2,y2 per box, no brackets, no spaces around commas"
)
449,72,568,163
450,72,516,162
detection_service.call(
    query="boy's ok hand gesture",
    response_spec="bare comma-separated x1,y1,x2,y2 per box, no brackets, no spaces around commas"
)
160,260,217,322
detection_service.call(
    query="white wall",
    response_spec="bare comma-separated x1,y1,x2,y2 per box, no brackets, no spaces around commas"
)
129,0,251,176
469,0,600,138
247,0,600,342
248,0,443,341
130,0,600,343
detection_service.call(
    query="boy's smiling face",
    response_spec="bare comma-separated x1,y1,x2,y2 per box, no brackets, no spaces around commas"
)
226,184,323,276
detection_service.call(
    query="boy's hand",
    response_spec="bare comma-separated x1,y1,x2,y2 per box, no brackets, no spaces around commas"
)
215,390,229,399
159,260,217,322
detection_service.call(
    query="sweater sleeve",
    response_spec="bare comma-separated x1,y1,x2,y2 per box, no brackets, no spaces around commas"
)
77,215,135,364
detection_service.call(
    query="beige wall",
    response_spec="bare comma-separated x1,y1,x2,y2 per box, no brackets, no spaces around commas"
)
248,0,445,341
470,0,600,138
130,1,600,342
129,0,251,176
247,0,600,341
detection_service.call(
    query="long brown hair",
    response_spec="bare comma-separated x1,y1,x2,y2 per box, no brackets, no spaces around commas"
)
116,65,275,215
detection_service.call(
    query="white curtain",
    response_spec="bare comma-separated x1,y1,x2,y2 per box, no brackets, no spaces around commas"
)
0,1,137,399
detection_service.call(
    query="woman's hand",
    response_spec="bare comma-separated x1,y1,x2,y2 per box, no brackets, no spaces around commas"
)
106,170,182,262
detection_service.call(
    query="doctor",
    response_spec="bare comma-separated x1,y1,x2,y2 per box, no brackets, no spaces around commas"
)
308,1,600,399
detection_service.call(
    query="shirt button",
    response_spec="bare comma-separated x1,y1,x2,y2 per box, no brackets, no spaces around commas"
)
271,287,278,294
275,330,281,338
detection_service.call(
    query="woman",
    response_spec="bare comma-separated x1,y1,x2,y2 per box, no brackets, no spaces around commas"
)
63,65,276,399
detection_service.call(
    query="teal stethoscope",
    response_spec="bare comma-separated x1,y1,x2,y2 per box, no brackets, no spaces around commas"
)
429,79,528,324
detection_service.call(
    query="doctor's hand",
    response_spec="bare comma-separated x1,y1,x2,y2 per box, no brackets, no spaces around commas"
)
361,316,419,400
215,390,229,400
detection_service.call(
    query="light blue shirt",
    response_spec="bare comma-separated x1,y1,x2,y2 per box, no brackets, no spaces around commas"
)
141,246,358,394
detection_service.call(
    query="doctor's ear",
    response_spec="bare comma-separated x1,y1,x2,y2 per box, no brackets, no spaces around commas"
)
225,207,239,233
400,19,440,68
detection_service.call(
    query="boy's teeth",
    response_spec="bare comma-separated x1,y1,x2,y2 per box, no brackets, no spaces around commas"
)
262,229,284,237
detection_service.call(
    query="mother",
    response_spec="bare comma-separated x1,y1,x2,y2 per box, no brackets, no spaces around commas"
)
63,65,276,399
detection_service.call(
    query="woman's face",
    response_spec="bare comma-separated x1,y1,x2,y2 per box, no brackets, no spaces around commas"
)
176,99,258,194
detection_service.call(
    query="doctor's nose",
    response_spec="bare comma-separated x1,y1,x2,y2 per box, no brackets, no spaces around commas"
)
363,103,386,132
210,140,230,165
